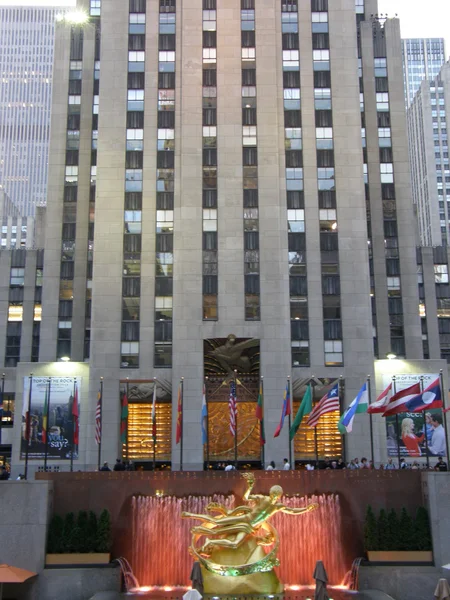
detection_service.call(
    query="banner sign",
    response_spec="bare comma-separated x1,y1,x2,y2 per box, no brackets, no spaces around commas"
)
21,376,80,460
382,373,446,458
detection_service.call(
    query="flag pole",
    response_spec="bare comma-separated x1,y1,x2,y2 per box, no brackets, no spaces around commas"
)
392,376,401,468
310,377,319,467
205,376,210,469
126,378,129,462
439,369,450,462
180,377,184,472
234,370,238,470
367,374,375,467
153,378,157,471
339,374,346,464
70,378,76,473
420,376,430,469
261,376,265,468
0,373,5,445
43,378,51,472
24,374,33,480
98,377,103,471
287,375,292,468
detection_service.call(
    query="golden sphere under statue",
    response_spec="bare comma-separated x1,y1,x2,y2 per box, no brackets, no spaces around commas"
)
181,472,318,594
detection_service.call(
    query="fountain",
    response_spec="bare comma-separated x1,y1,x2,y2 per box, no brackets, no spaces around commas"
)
129,485,347,590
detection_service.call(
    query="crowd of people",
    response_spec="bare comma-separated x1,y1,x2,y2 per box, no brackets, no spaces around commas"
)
290,456,448,472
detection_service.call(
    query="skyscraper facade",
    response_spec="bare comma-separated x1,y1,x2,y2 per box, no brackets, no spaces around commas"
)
0,6,60,216
402,38,446,107
3,0,447,476
408,63,450,246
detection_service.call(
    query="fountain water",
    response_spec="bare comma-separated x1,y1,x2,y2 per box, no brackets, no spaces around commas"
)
130,493,346,588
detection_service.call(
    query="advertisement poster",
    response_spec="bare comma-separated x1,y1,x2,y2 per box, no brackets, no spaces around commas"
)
21,377,80,460
382,373,446,458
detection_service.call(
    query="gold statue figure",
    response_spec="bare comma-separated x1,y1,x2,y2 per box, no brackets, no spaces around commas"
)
182,472,318,594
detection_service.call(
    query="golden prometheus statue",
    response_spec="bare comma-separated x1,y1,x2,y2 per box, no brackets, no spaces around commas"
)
182,472,318,594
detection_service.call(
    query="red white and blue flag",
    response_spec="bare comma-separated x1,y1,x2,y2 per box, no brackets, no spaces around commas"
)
229,380,237,437
383,379,442,416
307,383,339,427
274,381,291,438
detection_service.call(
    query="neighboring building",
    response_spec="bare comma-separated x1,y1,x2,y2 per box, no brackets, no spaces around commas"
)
1,0,449,476
402,38,446,107
0,6,63,216
408,62,450,246
0,190,45,249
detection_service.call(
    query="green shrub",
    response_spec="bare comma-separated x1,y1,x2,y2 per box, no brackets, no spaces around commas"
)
47,514,64,553
414,506,432,551
398,507,414,551
76,511,89,553
96,509,112,553
364,505,378,551
386,508,400,551
61,512,75,553
87,511,98,553
378,509,389,550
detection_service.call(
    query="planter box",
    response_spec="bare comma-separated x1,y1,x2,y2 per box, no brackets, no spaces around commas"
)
367,551,433,563
46,553,111,566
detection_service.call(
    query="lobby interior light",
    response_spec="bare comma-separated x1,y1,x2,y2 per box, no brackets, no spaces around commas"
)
60,356,71,362
386,352,397,360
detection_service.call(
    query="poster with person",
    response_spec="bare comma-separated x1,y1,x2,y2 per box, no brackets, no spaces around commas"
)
382,373,446,458
20,376,80,460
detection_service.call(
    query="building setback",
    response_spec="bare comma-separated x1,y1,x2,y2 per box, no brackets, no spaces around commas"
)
402,38,446,107
0,6,62,216
408,62,450,247
1,0,449,476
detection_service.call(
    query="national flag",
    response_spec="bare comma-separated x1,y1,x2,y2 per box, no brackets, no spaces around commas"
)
289,384,312,441
384,379,442,416
338,382,368,434
255,381,265,446
229,380,237,437
72,382,79,446
201,384,208,445
367,382,392,414
120,391,128,444
42,383,49,444
152,381,157,440
176,381,183,445
381,382,421,417
95,389,102,445
307,383,339,427
274,381,292,438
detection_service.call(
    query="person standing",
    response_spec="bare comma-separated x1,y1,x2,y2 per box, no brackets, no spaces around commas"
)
99,461,111,472
283,458,291,470
385,458,397,470
429,415,446,456
266,461,276,471
436,456,448,472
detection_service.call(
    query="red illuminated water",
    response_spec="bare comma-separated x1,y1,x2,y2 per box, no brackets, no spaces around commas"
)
131,493,346,588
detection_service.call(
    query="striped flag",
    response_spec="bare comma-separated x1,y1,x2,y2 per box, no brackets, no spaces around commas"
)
381,382,421,417
338,382,368,434
229,380,237,437
307,383,339,427
255,380,265,446
120,391,128,444
95,389,102,445
367,382,392,414
175,381,182,445
274,381,291,438
201,384,208,445
152,380,157,440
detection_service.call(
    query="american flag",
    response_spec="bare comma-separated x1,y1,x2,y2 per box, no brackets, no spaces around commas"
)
95,390,102,445
229,380,237,437
307,383,340,428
